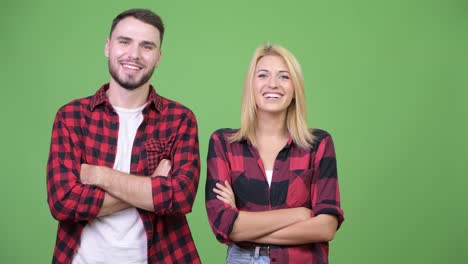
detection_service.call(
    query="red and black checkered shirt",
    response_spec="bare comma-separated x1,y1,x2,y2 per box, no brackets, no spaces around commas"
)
47,84,201,263
206,128,344,263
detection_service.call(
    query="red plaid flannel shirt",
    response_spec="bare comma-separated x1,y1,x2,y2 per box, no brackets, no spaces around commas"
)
206,128,344,263
47,84,200,263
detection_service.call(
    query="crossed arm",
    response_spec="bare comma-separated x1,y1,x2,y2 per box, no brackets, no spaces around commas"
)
213,181,338,245
206,132,342,246
47,110,199,222
82,159,171,216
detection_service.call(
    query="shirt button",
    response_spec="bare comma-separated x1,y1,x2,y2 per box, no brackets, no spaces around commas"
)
274,166,279,170
271,258,276,262
110,145,115,150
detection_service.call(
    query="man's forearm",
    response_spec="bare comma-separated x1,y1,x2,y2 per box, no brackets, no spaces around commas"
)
98,168,154,212
82,165,155,212
97,192,132,217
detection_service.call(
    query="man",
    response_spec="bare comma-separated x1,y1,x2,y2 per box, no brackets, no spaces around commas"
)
46,9,201,263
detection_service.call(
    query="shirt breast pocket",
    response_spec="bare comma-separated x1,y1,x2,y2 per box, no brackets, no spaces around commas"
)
286,169,313,208
144,138,172,175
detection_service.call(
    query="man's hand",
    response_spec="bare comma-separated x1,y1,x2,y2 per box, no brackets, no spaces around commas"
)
80,164,108,186
151,159,171,177
81,159,171,186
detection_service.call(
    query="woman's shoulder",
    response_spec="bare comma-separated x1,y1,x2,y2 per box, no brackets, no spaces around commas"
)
210,128,239,140
309,128,335,150
310,128,332,140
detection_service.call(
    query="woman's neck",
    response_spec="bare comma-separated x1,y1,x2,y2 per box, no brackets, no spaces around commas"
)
255,111,288,140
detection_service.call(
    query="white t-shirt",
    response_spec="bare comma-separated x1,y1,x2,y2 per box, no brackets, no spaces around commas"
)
73,104,147,264
265,169,273,187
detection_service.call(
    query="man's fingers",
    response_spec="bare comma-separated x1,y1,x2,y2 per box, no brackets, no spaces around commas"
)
160,159,171,166
80,163,91,182
151,159,172,177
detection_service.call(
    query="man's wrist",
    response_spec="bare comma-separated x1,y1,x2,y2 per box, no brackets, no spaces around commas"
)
94,165,111,189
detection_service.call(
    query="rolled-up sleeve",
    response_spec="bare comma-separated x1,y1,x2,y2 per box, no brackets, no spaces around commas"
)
151,110,200,215
311,134,345,228
47,111,105,222
205,131,239,244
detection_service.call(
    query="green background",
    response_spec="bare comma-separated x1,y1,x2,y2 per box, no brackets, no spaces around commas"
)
1,0,467,263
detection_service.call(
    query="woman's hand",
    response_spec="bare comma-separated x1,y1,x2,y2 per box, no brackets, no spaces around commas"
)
213,181,236,208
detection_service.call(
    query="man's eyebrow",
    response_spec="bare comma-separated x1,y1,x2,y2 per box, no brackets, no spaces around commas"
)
115,36,158,48
141,41,157,48
116,36,131,41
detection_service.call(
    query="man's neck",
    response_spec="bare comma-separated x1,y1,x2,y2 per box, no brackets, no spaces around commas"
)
107,81,150,109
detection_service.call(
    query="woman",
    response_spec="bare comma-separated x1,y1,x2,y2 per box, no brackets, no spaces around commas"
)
205,44,344,264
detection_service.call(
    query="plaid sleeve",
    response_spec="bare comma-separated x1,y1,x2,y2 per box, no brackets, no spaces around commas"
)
205,131,239,244
46,111,105,221
311,134,345,229
151,110,200,215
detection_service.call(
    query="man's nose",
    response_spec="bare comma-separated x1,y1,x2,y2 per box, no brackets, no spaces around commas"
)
128,44,141,60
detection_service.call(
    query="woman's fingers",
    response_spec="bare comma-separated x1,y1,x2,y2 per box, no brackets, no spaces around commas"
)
213,186,233,200
224,181,234,193
215,182,232,193
216,195,233,206
213,181,236,207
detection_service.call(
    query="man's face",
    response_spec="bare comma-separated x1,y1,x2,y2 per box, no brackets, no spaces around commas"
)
105,17,161,90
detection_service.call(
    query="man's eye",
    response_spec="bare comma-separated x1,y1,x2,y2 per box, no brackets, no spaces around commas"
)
119,40,129,45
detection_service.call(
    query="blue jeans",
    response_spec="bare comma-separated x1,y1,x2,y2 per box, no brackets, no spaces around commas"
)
226,244,270,264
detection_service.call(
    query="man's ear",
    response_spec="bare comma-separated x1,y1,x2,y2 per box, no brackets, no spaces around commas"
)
155,50,162,68
104,38,110,58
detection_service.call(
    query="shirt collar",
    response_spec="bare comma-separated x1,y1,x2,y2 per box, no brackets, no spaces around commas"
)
89,83,164,112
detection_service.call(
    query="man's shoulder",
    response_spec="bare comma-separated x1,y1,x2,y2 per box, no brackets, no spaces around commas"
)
158,95,195,117
55,95,93,118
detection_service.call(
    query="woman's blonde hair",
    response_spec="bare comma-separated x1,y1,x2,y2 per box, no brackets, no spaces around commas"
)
230,43,315,149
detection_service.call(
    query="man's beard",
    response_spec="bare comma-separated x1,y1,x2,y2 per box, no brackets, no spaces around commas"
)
108,60,155,90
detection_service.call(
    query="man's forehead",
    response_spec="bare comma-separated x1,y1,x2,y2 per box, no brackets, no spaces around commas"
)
111,17,161,41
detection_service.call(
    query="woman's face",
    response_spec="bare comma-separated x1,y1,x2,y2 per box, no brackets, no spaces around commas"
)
253,55,294,115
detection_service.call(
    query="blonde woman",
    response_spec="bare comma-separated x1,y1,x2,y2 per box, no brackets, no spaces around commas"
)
205,44,344,264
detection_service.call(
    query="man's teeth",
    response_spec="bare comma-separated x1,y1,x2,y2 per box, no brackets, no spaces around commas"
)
123,64,141,70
